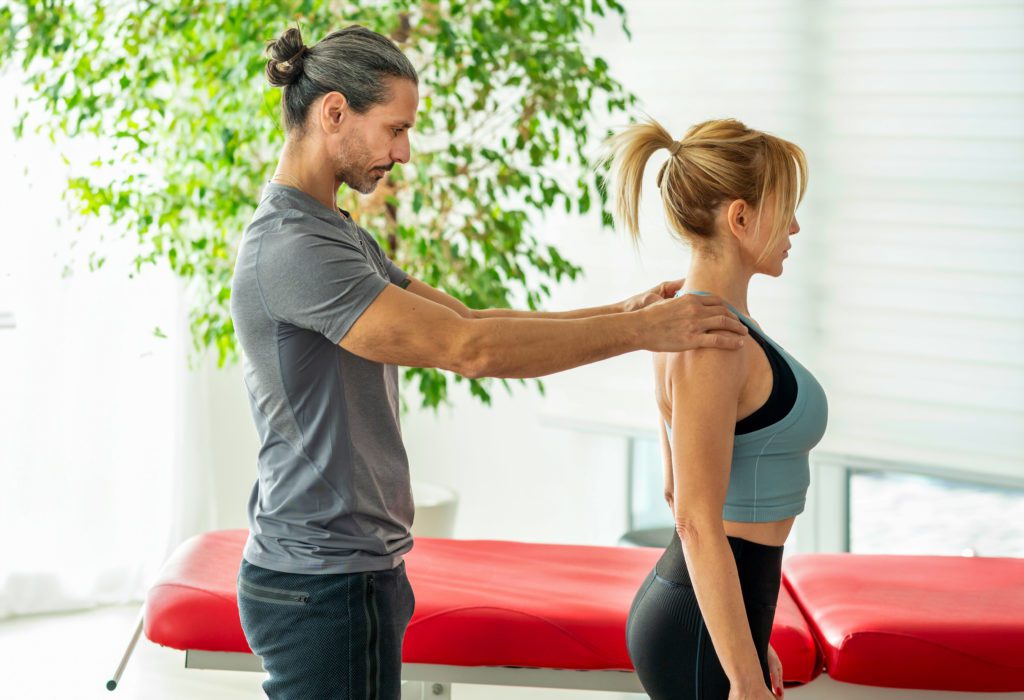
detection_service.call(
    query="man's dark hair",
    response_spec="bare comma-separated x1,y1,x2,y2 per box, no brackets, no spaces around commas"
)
265,25,419,133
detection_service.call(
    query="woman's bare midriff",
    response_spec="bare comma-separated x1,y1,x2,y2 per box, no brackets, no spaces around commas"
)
723,517,795,547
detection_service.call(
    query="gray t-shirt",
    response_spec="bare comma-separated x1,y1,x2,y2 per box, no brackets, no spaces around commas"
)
230,182,413,575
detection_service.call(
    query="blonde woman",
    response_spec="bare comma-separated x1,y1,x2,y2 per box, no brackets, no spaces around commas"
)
604,119,828,699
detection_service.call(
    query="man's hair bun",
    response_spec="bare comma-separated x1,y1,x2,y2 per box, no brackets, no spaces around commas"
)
266,27,308,88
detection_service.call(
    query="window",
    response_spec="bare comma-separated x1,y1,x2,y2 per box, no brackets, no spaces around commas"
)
624,437,1024,556
849,470,1024,557
628,436,670,533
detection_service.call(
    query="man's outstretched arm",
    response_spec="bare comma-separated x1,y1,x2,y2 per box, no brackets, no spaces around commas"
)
403,276,684,320
340,282,746,380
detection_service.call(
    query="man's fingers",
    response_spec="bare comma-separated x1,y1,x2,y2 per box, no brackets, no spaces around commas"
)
661,279,685,297
646,293,750,351
678,295,741,323
693,293,738,312
695,331,745,350
699,313,748,336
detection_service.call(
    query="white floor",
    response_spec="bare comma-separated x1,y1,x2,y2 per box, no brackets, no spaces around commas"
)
0,604,644,700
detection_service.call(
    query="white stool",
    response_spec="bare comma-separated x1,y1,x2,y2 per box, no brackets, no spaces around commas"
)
410,482,459,538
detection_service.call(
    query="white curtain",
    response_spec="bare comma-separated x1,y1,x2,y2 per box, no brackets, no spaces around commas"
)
0,70,230,619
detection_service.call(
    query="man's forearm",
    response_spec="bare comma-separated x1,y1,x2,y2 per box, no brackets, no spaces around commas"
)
404,278,624,321
472,302,624,320
457,312,642,379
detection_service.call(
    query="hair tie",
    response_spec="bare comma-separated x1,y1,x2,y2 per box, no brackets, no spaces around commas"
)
668,140,683,156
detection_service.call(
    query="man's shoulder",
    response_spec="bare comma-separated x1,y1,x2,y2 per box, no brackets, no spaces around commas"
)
245,206,362,266
250,193,337,233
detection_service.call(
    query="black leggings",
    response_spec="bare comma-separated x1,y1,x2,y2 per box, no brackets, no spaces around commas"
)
626,532,784,699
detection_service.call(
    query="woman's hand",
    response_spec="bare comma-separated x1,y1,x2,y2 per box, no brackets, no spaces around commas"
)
728,688,780,700
726,644,784,700
767,642,784,697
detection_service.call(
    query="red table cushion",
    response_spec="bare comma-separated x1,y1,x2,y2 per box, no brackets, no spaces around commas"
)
145,530,251,653
146,530,820,683
783,553,1024,692
770,577,825,686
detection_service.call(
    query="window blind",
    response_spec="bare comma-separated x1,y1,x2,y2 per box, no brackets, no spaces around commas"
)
811,0,1024,478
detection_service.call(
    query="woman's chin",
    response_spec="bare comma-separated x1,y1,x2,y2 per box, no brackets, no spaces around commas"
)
754,253,788,277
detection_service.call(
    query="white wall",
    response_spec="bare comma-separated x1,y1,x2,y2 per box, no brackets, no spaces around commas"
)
170,356,260,539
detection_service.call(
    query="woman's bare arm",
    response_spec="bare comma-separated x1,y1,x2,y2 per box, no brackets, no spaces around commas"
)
658,411,674,511
667,345,769,694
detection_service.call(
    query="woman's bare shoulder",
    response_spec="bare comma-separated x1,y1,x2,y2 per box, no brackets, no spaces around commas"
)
662,342,749,402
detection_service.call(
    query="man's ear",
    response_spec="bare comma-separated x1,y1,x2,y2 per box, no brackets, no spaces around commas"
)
726,199,750,241
319,91,349,134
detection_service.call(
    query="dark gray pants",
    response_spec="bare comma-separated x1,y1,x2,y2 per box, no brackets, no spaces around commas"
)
626,533,783,699
237,558,415,700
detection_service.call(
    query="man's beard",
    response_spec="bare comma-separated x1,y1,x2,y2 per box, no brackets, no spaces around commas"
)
335,133,390,194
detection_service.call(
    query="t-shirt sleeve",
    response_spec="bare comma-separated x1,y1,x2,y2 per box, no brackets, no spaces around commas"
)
258,230,389,345
385,256,408,286
360,228,409,286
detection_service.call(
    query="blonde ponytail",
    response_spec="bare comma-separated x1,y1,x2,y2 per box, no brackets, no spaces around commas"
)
600,118,677,241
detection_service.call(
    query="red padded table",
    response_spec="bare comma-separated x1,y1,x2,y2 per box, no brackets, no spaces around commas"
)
783,553,1024,692
145,529,821,685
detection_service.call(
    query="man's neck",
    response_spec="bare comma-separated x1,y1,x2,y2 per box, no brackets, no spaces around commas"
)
273,141,341,214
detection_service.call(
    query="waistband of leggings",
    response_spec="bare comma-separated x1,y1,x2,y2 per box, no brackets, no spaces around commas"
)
655,531,784,597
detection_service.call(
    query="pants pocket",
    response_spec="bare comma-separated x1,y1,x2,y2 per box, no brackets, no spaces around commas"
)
238,577,310,606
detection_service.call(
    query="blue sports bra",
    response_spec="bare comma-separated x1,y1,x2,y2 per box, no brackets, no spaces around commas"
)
664,291,828,522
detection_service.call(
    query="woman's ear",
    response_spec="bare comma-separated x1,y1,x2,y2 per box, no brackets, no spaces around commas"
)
726,198,750,241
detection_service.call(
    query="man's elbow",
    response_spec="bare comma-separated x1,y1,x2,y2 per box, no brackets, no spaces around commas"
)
446,321,490,379
457,345,496,379
450,357,493,379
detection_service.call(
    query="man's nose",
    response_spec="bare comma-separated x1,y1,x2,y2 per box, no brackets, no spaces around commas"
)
391,133,411,164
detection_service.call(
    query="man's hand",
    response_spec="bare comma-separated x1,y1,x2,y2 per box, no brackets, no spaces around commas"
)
621,278,685,312
638,292,748,352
